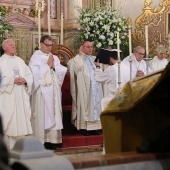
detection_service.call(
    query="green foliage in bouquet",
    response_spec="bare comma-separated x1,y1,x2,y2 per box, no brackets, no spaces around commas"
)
0,6,14,56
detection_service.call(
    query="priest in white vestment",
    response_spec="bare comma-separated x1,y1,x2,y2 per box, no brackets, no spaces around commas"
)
149,45,168,72
0,39,33,149
67,41,103,136
122,46,152,79
95,51,130,111
29,35,67,149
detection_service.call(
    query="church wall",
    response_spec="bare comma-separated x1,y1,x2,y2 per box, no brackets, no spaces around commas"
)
115,0,164,26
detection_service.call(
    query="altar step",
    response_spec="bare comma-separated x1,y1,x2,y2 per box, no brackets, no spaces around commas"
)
62,133,103,148
62,109,103,148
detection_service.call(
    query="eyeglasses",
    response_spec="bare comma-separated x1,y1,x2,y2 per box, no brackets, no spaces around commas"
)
42,42,53,47
136,51,145,56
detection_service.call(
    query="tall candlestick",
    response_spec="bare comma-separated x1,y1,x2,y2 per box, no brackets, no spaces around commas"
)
111,0,118,10
117,31,121,90
60,12,64,45
145,25,149,58
116,0,118,9
117,31,120,60
128,28,133,80
128,28,132,58
38,10,41,49
47,0,51,36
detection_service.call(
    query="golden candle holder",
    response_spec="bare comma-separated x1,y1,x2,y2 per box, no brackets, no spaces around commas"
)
35,0,45,12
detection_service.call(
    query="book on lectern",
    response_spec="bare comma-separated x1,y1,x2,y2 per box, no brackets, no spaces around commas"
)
94,48,121,65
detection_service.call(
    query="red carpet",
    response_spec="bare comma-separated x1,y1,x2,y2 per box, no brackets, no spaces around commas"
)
62,134,103,148
62,107,103,148
62,111,103,148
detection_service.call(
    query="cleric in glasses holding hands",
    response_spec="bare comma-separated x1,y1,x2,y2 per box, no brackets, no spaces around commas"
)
122,46,153,79
29,35,67,150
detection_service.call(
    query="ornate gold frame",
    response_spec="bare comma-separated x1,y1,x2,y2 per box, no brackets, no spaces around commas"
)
0,1,45,18
132,0,170,57
51,44,75,66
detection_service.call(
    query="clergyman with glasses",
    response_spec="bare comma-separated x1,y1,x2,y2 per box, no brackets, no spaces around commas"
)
67,40,103,136
122,46,153,79
29,35,67,150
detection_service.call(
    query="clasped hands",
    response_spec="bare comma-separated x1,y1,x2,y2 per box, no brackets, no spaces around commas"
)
14,77,26,85
47,54,55,69
136,70,144,77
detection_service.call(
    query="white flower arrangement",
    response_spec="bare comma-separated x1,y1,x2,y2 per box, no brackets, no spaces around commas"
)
77,5,130,49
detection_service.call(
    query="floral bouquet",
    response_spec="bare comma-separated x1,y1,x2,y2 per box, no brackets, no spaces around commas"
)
77,4,130,51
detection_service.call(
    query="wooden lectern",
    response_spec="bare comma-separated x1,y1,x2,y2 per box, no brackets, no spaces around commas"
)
101,63,170,154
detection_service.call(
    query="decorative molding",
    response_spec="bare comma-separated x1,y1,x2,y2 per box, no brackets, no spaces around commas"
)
0,1,43,18
0,0,35,8
132,0,170,57
51,44,75,66
66,18,79,30
51,0,57,19
86,0,111,9
4,13,35,29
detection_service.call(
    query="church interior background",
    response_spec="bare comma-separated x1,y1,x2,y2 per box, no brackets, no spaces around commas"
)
0,0,170,64
1,1,170,169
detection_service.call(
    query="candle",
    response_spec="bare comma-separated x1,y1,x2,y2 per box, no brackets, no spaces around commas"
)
47,11,51,36
60,12,64,45
111,0,118,10
145,25,149,58
117,31,120,60
128,28,132,58
116,0,118,9
38,10,41,49
47,0,51,36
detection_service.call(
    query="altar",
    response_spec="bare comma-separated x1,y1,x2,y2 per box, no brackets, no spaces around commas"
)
101,62,170,154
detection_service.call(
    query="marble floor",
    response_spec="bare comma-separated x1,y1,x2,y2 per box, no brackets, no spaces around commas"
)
54,145,170,170
54,145,103,158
